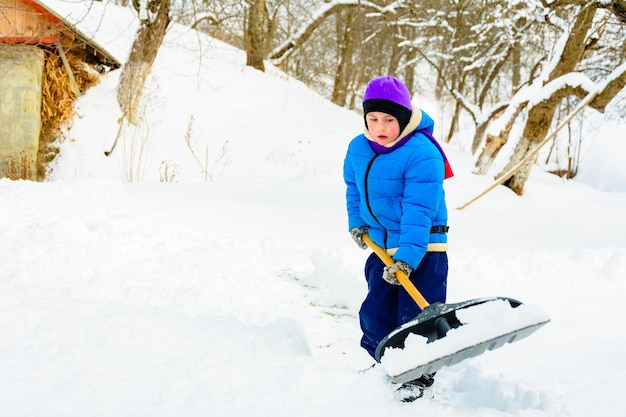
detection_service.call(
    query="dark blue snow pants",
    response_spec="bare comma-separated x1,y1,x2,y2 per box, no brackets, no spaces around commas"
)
359,251,448,359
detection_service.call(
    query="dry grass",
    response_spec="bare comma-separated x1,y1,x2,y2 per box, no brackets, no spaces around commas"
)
37,50,101,179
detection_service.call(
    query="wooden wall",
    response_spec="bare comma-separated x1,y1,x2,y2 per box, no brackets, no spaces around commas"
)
0,0,62,44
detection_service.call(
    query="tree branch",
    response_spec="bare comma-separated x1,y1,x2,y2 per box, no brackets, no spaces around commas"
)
267,0,388,65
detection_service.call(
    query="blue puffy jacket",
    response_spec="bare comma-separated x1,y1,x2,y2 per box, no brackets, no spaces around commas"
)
343,109,448,269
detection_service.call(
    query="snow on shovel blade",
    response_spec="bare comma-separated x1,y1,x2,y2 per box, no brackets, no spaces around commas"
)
375,297,551,384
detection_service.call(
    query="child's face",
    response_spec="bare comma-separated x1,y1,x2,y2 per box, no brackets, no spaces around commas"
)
366,112,401,146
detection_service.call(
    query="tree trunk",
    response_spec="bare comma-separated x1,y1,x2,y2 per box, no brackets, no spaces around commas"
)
117,0,170,125
497,4,596,195
445,101,461,144
403,44,417,94
511,43,521,92
472,100,524,160
245,0,266,71
331,9,356,106
387,28,401,76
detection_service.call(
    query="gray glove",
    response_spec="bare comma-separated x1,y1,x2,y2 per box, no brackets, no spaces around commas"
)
349,226,369,250
383,261,412,285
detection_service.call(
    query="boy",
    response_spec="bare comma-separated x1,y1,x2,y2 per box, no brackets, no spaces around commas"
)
343,75,453,401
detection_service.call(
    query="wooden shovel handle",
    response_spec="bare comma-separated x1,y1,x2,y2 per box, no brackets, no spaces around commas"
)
362,234,430,310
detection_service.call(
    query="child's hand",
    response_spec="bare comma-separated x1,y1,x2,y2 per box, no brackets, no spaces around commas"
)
383,261,412,285
349,226,370,249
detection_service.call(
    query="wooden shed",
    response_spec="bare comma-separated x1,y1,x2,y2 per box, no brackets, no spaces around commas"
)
0,0,131,180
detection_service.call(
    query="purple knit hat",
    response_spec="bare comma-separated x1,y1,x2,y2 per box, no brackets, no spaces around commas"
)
363,75,412,133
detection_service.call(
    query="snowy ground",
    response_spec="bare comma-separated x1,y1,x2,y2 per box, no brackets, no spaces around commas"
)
1,17,626,417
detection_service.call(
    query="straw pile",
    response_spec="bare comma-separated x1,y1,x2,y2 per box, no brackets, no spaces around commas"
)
38,50,101,178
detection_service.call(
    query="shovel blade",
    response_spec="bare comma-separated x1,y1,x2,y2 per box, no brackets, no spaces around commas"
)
374,297,550,384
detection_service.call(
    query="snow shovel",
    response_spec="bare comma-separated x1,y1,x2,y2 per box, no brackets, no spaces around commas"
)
362,234,550,384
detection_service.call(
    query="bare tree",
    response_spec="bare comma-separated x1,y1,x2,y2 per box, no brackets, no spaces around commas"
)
268,1,386,65
487,2,626,195
117,0,171,126
398,0,538,147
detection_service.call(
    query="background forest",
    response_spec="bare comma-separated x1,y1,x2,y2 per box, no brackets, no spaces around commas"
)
114,0,626,196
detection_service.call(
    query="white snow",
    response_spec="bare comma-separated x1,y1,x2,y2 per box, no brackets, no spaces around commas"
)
380,300,551,378
2,6,626,417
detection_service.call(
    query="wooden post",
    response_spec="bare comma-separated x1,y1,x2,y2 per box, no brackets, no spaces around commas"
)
56,41,80,97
